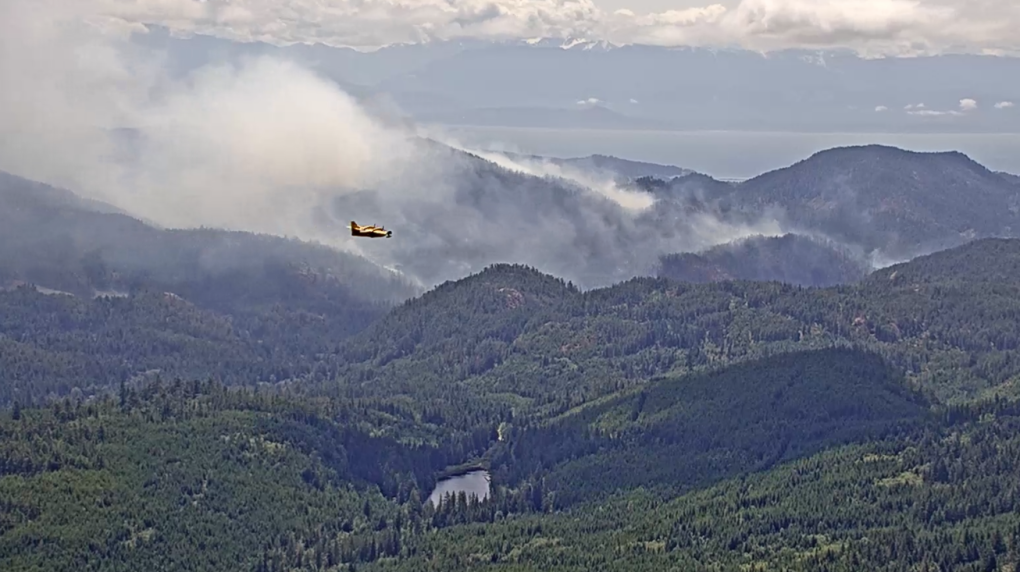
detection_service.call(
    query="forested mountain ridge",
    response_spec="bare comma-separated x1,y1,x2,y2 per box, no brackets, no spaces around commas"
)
5,226,1020,415
0,170,132,217
729,145,1020,259
657,233,870,287
4,238,1020,570
0,285,384,405
318,237,1020,433
7,141,1020,298
865,236,1020,286
0,170,421,405
491,347,930,505
634,145,1020,268
336,263,580,368
4,351,1020,571
330,139,675,288
497,152,695,181
326,140,1020,289
366,397,1020,572
0,383,436,572
0,169,418,305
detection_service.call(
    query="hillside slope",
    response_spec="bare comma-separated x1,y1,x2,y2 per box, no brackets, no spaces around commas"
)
3,346,1017,572
496,347,928,504
0,171,420,404
336,140,1020,289
501,152,694,181
367,398,1020,572
321,238,1020,432
329,140,677,288
8,233,1017,415
4,237,1020,572
657,233,870,287
631,145,1020,270
0,385,425,572
725,145,1020,260
0,170,417,305
866,237,1020,286
9,142,1018,294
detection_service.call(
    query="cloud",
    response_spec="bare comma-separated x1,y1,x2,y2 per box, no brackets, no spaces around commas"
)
996,101,1015,109
905,97,979,116
906,109,957,116
874,105,888,111
81,0,1020,56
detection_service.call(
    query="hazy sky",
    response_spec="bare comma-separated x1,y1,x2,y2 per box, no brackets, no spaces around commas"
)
62,0,1020,56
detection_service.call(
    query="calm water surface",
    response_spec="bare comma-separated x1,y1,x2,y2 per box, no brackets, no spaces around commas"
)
427,470,491,507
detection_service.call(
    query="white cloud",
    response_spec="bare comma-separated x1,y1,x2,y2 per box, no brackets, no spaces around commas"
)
996,101,1015,109
577,97,602,106
78,0,1020,56
905,97,980,116
874,105,888,111
907,109,959,116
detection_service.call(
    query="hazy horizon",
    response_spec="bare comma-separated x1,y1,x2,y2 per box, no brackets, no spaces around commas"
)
422,125,1020,180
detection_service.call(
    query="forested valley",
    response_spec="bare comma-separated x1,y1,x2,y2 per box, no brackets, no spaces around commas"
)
5,161,1020,570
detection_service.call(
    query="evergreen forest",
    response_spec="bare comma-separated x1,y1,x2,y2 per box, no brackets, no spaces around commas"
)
5,213,1020,570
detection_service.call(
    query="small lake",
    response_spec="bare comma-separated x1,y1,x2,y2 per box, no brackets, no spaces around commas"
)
427,470,491,507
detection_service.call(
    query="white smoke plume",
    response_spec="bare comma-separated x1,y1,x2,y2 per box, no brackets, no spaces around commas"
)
1,0,799,289
0,0,414,249
416,128,794,263
451,146,658,212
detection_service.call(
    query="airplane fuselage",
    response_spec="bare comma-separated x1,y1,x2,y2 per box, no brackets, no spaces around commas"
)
352,229,392,238
349,221,392,238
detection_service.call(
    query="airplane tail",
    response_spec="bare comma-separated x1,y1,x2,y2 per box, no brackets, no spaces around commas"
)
349,221,359,235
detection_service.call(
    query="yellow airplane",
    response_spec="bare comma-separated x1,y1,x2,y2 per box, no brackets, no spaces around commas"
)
348,220,392,238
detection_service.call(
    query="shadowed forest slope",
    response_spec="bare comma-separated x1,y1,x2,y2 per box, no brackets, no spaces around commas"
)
4,238,1020,571
657,233,870,287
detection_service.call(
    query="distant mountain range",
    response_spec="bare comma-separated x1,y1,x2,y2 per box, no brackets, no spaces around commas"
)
670,145,1020,262
132,26,1020,133
4,140,1020,296
498,152,694,180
